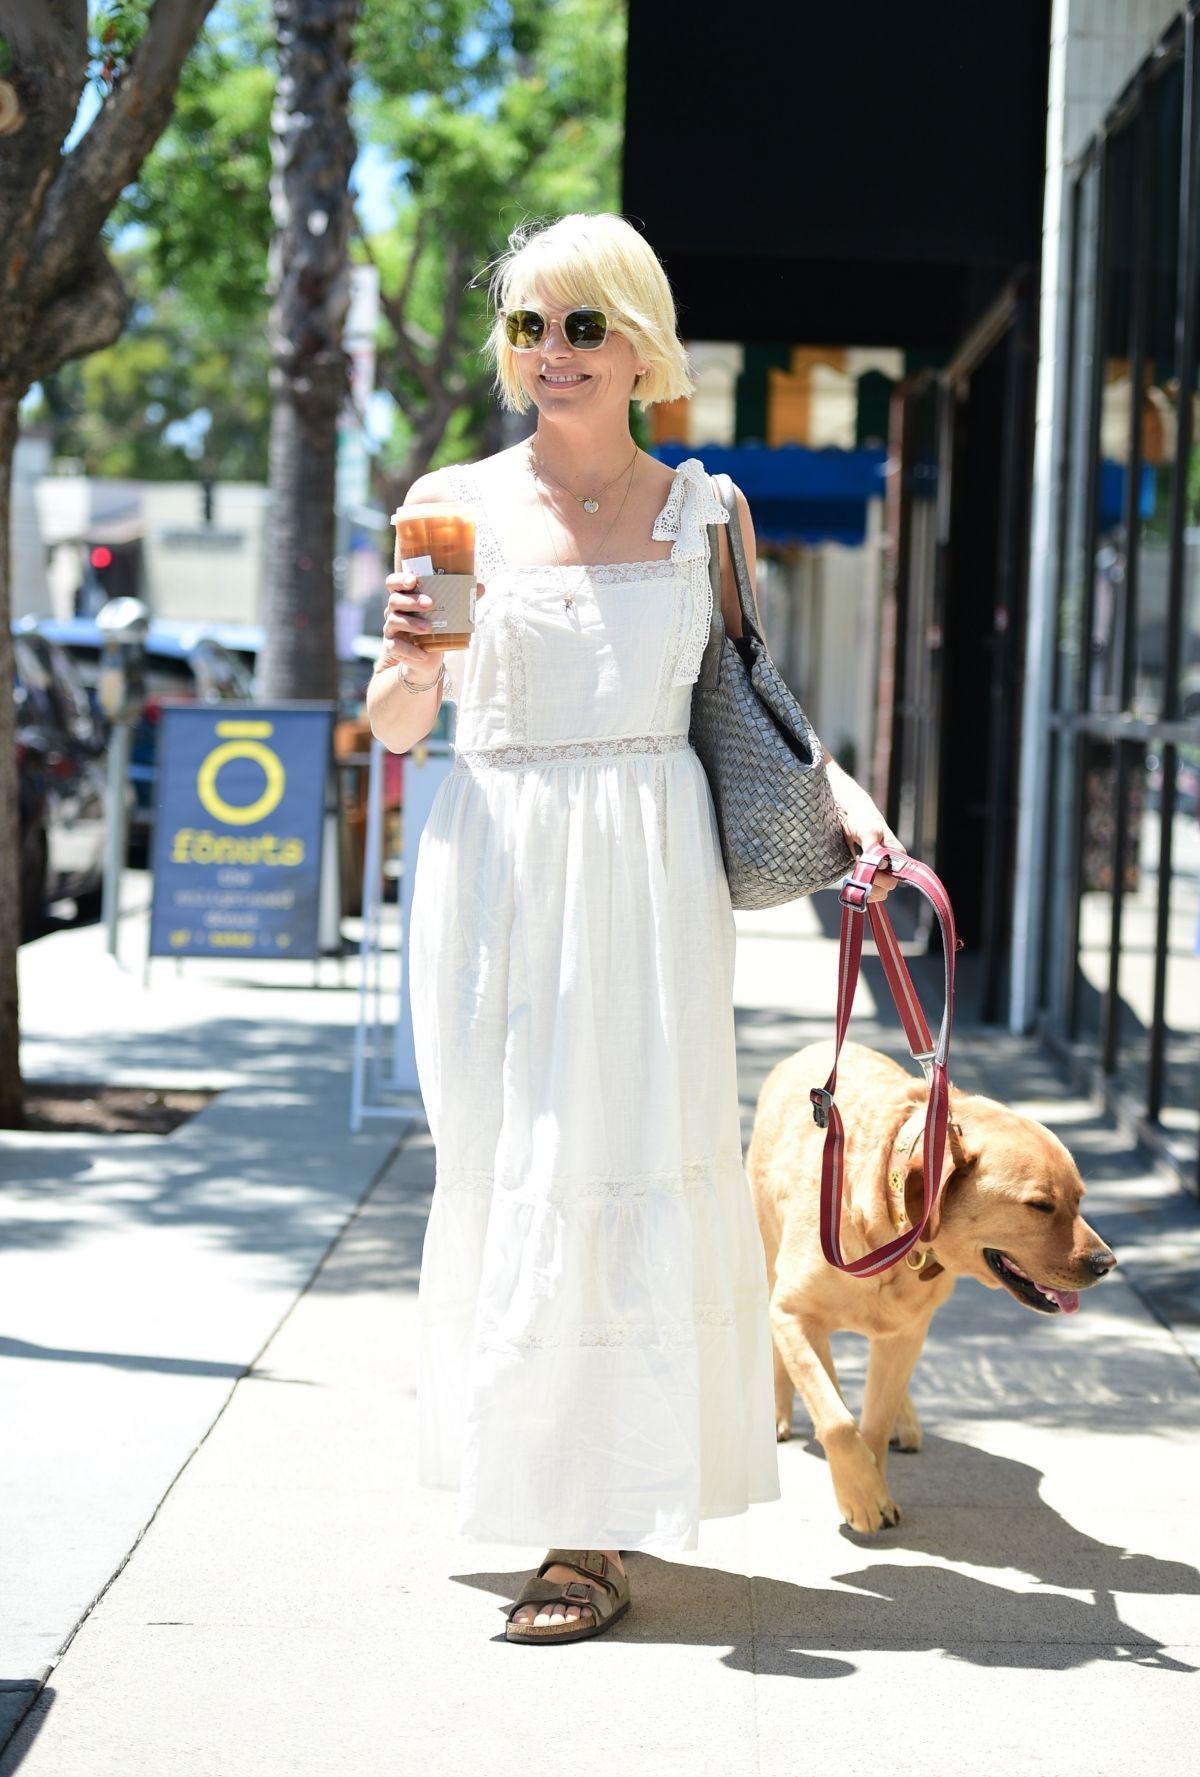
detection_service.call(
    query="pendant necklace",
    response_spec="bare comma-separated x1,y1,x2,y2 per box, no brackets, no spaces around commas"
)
531,451,639,611
531,443,639,514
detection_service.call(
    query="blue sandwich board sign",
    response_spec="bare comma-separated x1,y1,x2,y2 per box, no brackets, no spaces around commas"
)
148,704,334,960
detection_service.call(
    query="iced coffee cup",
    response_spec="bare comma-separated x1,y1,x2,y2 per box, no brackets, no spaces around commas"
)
391,504,477,651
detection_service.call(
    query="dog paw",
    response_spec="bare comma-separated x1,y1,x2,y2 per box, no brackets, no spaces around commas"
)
775,1418,792,1442
839,1490,901,1534
890,1393,923,1453
830,1443,901,1533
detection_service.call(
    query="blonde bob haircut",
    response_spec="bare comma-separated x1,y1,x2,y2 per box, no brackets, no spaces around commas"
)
484,213,695,414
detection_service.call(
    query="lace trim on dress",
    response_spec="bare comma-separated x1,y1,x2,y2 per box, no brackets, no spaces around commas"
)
652,458,729,687
499,601,529,743
500,559,679,585
484,1308,738,1351
442,463,506,582
456,733,690,772
435,1153,744,1198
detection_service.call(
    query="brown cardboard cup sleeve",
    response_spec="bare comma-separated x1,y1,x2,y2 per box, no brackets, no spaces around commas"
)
415,573,475,648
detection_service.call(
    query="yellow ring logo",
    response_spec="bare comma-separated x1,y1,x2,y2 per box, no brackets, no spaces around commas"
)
196,731,286,826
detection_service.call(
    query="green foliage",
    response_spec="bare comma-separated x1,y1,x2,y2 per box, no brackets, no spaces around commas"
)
28,250,271,482
91,1,153,88
358,0,624,243
110,12,273,324
65,1,627,490
355,0,627,484
56,4,278,480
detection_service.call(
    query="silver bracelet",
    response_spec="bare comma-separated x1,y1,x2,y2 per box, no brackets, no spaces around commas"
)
397,659,447,696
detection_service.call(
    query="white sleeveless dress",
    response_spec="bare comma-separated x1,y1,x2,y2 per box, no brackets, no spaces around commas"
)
409,457,780,1553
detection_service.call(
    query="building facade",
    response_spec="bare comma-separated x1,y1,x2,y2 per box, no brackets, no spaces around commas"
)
1019,0,1200,1190
625,0,1199,1192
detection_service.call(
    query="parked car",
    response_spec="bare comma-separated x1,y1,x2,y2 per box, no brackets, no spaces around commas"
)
12,629,108,929
22,617,256,850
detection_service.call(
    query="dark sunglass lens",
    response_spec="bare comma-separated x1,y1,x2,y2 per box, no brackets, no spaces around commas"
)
506,309,545,350
565,309,607,349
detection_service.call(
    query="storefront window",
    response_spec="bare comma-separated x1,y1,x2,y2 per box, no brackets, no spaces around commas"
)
1050,26,1200,1194
1112,65,1185,1100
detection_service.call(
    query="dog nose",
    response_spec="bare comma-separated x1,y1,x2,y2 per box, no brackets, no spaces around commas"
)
1086,1249,1117,1277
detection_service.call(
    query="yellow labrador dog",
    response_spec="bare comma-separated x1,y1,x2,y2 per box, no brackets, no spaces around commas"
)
746,1040,1116,1534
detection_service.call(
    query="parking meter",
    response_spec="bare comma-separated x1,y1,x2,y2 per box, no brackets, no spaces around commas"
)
96,596,150,960
96,595,149,723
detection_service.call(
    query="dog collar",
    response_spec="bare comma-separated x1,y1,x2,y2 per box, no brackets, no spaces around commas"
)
885,1110,926,1229
886,1108,953,1280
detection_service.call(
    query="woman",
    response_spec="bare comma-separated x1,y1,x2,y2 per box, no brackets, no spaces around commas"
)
368,213,900,1646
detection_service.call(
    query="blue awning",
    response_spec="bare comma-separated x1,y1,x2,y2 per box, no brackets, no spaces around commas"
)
653,443,888,546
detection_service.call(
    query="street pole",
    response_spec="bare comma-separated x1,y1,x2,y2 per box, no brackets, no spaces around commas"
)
96,597,149,966
100,720,131,961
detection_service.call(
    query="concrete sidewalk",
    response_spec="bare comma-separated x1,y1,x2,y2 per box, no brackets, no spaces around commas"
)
0,893,398,1746
2,896,1198,1775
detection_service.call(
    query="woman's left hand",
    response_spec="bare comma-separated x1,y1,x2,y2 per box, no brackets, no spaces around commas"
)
827,765,906,902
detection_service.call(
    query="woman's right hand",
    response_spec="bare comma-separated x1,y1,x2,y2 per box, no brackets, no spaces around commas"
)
379,569,447,680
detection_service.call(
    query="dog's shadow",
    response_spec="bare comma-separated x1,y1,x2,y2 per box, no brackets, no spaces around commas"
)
774,1430,1199,1674
457,1435,1197,1676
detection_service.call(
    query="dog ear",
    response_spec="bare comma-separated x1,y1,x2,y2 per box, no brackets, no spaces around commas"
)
907,1123,977,1242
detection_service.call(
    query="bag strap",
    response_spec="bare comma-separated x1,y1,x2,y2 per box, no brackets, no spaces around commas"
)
811,845,959,1276
708,473,763,642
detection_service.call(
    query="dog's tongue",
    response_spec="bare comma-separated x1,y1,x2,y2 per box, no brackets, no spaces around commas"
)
1045,1288,1081,1314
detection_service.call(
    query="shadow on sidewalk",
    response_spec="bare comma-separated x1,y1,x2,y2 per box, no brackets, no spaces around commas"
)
455,1430,1199,1675
3,1013,390,1276
0,1687,54,1772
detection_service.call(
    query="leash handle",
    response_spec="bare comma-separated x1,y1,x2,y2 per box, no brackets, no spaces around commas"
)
812,845,958,1276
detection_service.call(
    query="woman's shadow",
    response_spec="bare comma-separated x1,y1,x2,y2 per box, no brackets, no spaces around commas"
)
460,1436,1199,1677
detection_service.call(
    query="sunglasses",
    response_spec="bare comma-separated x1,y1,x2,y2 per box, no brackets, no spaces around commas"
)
503,306,609,352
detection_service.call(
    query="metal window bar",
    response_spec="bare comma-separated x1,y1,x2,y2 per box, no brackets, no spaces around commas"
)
1101,100,1151,1079
1041,175,1084,1020
1149,10,1200,1121
1065,149,1110,1040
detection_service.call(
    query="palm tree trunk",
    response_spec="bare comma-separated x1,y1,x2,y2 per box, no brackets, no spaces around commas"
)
261,0,359,702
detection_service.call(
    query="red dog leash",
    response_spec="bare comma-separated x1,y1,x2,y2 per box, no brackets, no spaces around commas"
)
810,844,959,1276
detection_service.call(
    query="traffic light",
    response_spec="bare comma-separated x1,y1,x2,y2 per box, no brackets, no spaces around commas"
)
84,539,141,608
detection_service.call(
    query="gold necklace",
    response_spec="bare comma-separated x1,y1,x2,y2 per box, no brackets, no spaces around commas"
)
530,452,639,611
531,443,639,514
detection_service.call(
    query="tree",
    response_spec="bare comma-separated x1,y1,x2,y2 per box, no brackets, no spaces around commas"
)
21,4,275,483
354,0,626,501
0,0,219,1127
113,0,273,328
259,0,359,703
28,258,273,481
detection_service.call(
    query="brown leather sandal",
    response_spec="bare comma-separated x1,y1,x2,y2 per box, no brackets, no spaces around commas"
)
503,1548,631,1645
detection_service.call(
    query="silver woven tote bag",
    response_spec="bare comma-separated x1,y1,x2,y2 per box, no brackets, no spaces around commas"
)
689,474,854,908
